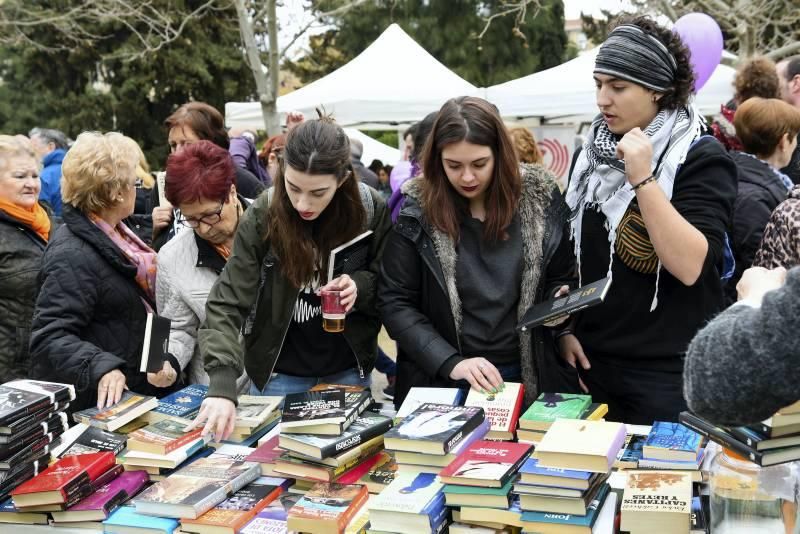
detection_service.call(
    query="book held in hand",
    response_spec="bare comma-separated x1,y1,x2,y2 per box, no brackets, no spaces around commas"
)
327,230,374,283
464,382,524,440
517,277,612,331
73,391,158,432
383,403,484,455
439,440,532,488
140,312,172,374
286,482,368,534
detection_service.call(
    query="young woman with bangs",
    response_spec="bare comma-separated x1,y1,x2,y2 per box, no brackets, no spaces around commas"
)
187,115,391,441
378,96,575,408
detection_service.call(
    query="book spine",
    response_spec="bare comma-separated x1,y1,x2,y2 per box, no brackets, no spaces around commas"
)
509,385,525,433
443,409,484,454
679,413,764,465
163,430,202,454
62,472,93,500
320,419,392,458
336,487,368,531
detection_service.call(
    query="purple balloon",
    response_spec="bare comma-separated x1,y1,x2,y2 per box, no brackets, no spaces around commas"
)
673,13,723,92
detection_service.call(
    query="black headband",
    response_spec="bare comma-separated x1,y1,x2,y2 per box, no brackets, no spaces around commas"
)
594,24,677,93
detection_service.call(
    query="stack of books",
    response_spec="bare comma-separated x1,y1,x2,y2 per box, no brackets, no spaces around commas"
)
441,440,532,527
141,384,208,425
271,385,388,489
517,419,625,533
218,395,282,446
286,481,369,533
0,380,75,502
635,421,705,480
72,391,159,432
368,472,448,533
680,406,800,467
463,382,525,440
383,403,486,475
620,470,693,534
516,392,607,445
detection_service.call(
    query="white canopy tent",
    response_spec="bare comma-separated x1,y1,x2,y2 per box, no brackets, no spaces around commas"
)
486,47,735,123
225,24,480,130
344,128,401,166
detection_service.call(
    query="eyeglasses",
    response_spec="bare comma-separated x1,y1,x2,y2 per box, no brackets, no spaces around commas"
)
177,201,225,228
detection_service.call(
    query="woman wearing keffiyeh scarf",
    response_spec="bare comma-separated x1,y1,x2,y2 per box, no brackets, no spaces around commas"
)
558,16,737,425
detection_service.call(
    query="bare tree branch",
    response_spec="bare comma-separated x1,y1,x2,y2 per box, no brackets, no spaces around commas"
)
477,0,542,41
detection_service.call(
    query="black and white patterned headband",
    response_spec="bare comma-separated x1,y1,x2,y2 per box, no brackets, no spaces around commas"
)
594,24,678,93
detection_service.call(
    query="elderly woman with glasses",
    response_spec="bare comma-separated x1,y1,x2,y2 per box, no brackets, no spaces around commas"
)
0,135,57,381
155,140,251,392
30,132,180,412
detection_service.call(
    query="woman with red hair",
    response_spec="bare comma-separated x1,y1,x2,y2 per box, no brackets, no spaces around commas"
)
154,140,251,392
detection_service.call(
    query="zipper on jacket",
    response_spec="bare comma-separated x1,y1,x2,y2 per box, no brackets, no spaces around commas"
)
342,334,366,379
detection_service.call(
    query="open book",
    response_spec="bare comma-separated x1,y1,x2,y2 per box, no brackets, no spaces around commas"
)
517,277,612,331
326,230,374,283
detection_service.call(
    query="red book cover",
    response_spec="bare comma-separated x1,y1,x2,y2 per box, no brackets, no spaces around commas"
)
439,440,533,488
334,452,384,485
11,451,116,504
464,382,525,438
245,435,282,464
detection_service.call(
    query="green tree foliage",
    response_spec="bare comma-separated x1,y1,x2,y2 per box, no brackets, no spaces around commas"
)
286,0,569,87
0,0,256,167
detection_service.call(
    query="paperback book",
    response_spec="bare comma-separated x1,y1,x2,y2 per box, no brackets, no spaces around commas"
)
393,418,490,467
128,419,204,456
383,403,484,455
395,387,465,421
443,478,514,509
327,230,374,282
278,413,393,460
54,424,127,457
517,457,595,490
0,380,75,428
140,313,171,374
357,451,397,494
534,419,627,473
518,392,592,432
368,472,446,533
73,391,158,432
282,389,371,435
517,277,612,331
519,483,611,534
439,440,532,488
0,497,48,524
464,383,524,440
144,384,208,424
104,505,180,534
286,482,368,534
643,421,704,462
620,471,692,534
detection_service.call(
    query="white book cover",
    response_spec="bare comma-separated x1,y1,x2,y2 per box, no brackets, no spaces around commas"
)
369,472,443,514
396,387,463,420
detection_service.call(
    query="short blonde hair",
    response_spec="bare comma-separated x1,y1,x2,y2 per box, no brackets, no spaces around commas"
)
735,97,800,158
0,135,36,172
510,127,543,164
62,132,139,214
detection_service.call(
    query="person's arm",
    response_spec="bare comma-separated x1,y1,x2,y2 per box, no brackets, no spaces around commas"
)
30,250,127,394
155,250,198,374
684,267,800,426
377,229,461,379
198,194,269,403
618,132,735,286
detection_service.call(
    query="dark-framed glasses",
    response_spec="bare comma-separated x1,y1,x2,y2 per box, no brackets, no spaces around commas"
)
177,201,225,228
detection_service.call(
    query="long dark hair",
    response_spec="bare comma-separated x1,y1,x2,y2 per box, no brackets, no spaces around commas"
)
421,96,521,242
267,116,366,287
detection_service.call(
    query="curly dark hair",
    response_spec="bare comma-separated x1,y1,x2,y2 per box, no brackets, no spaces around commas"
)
734,56,780,103
610,15,695,110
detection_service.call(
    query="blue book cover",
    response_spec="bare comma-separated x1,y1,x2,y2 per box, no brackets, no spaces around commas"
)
644,421,702,454
104,506,179,533
519,457,592,481
152,385,208,419
371,472,444,514
520,483,610,527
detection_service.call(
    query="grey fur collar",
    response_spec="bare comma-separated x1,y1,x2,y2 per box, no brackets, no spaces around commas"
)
402,163,556,402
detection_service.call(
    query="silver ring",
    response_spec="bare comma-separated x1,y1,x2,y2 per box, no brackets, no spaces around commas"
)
478,363,486,369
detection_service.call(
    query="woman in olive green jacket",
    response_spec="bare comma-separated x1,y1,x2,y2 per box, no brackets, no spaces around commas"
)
188,116,391,440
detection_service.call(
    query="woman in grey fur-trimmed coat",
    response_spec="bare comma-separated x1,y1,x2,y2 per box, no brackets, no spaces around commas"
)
378,97,576,408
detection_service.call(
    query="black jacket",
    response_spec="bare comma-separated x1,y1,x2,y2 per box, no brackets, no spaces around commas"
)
781,134,800,185
30,205,179,412
378,165,576,408
726,152,789,304
0,204,55,380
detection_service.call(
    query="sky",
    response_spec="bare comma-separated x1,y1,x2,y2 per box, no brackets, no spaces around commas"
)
563,0,632,19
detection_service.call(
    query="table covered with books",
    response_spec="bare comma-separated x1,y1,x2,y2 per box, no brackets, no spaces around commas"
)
2,379,798,534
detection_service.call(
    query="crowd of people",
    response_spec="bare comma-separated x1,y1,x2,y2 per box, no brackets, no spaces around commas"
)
1,15,799,441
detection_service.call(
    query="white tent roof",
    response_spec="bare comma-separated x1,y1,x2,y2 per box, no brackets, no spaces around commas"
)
486,47,735,122
226,24,480,130
344,128,401,166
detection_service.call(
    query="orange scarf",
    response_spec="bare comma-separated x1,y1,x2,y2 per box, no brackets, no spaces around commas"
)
213,243,232,260
0,199,51,242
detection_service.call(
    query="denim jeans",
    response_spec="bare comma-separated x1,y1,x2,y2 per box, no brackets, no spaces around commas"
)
375,348,396,377
249,367,372,397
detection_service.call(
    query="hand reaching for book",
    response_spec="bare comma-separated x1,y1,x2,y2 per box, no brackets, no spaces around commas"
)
557,334,590,393
186,397,237,441
449,357,503,394
97,369,127,410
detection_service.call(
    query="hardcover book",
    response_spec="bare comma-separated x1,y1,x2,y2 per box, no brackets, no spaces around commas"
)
180,476,282,534
395,387,465,420
439,440,532,488
51,469,149,522
327,230,374,282
517,277,612,331
10,451,116,507
128,419,204,456
643,421,704,462
464,382,524,440
620,471,692,534
55,424,127,457
534,419,627,473
278,413,393,460
518,392,592,432
104,505,179,534
519,483,611,534
286,482,368,534
517,457,595,490
383,403,484,455
144,384,208,424
140,313,171,374
0,458,47,499
0,380,75,428
133,453,261,518
73,391,158,432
